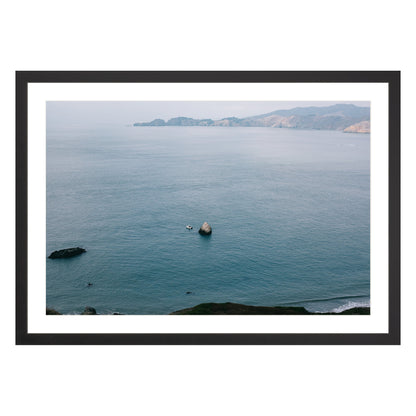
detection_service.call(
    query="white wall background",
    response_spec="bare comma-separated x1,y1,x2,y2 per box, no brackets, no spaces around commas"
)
1,1,414,415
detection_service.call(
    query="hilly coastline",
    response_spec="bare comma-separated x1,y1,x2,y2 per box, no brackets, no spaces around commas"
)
134,104,370,133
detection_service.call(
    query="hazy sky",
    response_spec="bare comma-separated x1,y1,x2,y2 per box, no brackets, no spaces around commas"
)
46,101,370,127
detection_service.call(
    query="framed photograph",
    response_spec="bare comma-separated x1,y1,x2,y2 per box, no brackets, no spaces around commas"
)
16,71,400,345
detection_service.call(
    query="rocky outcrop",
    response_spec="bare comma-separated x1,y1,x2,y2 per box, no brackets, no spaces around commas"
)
45,307,125,315
46,308,61,315
48,247,86,259
81,306,97,315
171,302,310,315
46,303,370,315
344,120,370,133
170,302,370,315
336,307,370,315
198,222,212,235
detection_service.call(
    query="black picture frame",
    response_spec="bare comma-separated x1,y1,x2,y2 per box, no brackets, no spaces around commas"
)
16,71,400,345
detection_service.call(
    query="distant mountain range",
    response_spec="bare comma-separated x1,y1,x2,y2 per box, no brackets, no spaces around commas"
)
134,104,370,133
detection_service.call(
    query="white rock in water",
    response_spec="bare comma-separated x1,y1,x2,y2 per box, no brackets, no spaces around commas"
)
198,222,212,235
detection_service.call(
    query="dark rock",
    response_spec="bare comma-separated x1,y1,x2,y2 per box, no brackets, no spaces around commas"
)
48,247,87,259
171,302,310,315
198,222,212,235
336,307,370,315
46,307,61,315
170,302,371,315
81,306,97,315
48,247,86,259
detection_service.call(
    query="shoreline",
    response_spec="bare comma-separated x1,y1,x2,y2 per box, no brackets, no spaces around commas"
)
46,302,370,316
170,302,370,315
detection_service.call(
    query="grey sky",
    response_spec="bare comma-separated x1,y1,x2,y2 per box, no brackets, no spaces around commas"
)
46,101,370,127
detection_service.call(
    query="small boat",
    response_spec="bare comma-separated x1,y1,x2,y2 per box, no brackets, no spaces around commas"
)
186,225,193,230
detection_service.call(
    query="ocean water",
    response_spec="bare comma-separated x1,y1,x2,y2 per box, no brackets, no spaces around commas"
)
46,125,370,314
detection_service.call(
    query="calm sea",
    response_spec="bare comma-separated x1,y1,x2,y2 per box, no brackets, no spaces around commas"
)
46,125,370,314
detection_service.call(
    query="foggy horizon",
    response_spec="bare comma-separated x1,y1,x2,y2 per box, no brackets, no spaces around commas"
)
47,101,370,128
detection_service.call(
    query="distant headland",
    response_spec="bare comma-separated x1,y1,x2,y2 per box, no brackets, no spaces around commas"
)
134,104,370,133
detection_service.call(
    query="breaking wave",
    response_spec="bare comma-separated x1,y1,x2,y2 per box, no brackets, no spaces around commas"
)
330,300,370,313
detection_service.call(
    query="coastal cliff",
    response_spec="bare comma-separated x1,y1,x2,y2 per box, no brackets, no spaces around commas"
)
344,120,370,133
134,104,370,132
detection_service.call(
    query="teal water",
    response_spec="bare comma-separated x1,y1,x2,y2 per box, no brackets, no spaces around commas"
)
46,126,370,314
